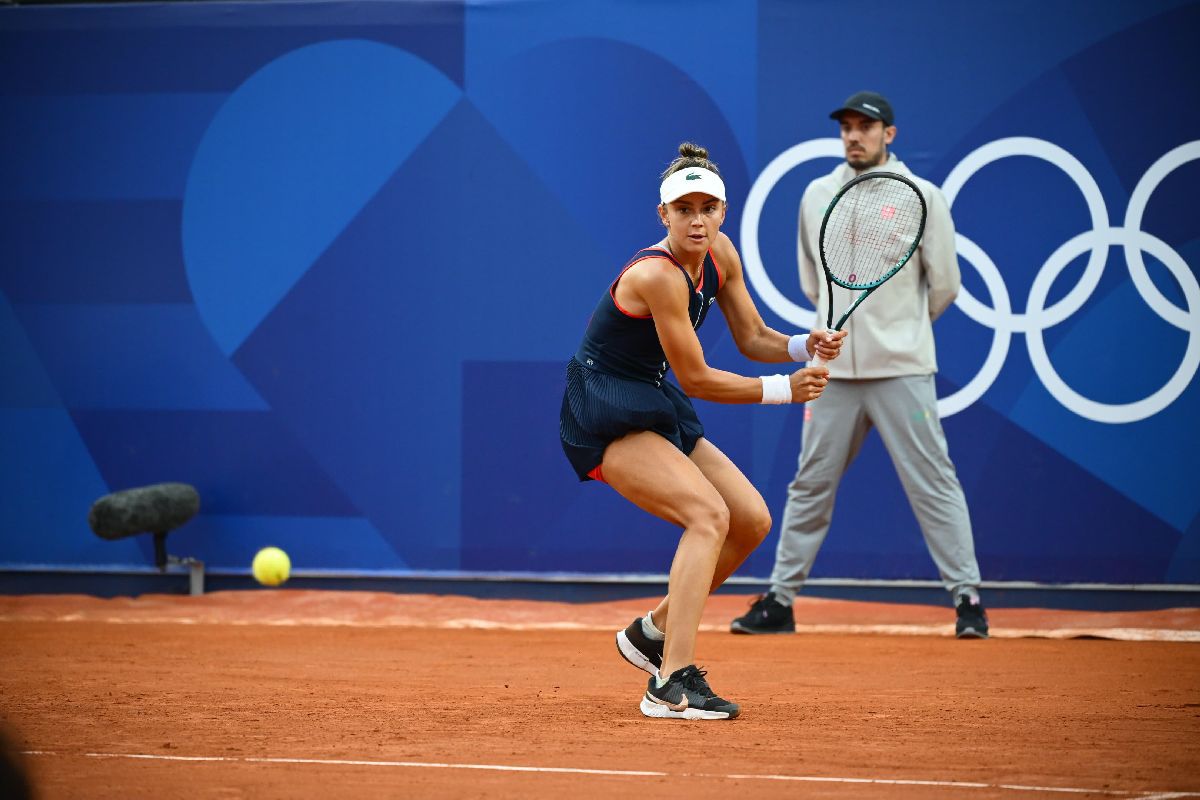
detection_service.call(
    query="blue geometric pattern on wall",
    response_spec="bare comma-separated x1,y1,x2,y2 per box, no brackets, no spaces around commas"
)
183,40,461,356
0,0,1195,584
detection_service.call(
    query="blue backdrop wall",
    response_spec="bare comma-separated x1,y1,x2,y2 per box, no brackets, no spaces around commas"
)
1,0,1197,585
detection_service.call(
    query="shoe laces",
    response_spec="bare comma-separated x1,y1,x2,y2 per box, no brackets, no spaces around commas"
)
957,598,985,618
679,666,716,698
748,593,773,611
748,593,785,620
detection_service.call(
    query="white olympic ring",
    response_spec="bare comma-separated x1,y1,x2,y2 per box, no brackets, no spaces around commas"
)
740,138,844,332
739,136,1200,423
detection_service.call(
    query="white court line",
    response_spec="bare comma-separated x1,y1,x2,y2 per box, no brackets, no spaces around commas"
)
2,615,1196,641
244,756,665,777
21,750,1200,797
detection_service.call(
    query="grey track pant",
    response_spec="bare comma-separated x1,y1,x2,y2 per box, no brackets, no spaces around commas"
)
768,375,981,606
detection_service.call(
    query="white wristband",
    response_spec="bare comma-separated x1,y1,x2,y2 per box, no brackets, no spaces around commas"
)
787,333,810,362
760,374,791,405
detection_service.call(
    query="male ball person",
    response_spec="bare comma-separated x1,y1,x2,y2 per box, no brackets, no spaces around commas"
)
732,91,988,638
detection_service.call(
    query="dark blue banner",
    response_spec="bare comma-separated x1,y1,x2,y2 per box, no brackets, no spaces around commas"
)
1,0,1196,585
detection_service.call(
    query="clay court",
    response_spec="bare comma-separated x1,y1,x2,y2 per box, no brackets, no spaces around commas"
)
1,590,1197,799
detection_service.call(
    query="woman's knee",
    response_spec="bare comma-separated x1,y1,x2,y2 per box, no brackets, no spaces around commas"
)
733,500,772,548
749,502,773,544
684,496,730,545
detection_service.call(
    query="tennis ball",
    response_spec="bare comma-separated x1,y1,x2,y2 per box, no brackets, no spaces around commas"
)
252,546,291,587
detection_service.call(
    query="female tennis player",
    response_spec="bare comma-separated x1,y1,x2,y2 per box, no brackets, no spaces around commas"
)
559,142,845,719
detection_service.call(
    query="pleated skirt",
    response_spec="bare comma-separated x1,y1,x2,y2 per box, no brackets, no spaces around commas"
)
559,358,704,481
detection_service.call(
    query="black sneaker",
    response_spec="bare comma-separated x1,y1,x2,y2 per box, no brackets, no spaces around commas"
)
955,596,989,639
616,617,663,677
730,592,795,634
640,665,740,720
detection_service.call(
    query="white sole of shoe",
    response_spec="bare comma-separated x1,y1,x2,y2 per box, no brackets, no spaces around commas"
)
956,628,989,639
615,630,660,678
639,695,737,720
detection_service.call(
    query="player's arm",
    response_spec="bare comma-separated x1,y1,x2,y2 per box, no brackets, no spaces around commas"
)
711,234,844,364
922,185,961,321
624,258,829,404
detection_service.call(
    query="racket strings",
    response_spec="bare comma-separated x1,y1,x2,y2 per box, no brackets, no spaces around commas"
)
823,180,924,288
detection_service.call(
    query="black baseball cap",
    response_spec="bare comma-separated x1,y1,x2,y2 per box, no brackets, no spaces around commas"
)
829,91,895,126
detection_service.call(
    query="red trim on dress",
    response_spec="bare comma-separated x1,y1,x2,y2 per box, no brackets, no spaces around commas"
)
653,245,708,293
707,248,725,291
587,464,607,483
609,253,670,319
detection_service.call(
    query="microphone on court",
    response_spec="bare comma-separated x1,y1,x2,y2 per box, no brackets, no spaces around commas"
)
88,483,200,570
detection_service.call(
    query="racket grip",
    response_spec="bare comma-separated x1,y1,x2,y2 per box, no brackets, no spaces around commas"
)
809,353,825,368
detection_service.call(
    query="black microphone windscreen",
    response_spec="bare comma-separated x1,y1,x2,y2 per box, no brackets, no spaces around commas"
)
88,483,200,541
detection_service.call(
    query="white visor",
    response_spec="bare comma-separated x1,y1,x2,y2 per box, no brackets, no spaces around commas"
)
659,167,726,205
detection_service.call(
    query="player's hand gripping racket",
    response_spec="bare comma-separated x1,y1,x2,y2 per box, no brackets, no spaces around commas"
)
810,171,928,366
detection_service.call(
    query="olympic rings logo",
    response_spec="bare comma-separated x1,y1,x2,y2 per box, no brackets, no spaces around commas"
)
740,137,1200,423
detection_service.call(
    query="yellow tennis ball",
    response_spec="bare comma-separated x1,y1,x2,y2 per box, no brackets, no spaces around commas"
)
252,546,291,587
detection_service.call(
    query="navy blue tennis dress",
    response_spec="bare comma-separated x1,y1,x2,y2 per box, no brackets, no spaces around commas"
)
560,246,724,482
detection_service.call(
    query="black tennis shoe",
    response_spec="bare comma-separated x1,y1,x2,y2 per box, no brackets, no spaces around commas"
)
616,617,663,677
955,596,989,639
641,665,739,720
730,592,795,634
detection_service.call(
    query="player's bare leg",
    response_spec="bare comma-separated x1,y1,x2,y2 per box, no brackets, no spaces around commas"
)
601,431,728,675
647,437,771,633
603,431,741,719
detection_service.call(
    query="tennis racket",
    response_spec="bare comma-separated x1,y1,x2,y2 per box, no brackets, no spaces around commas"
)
810,171,928,367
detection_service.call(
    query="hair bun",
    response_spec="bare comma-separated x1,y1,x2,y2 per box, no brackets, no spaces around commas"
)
660,141,721,181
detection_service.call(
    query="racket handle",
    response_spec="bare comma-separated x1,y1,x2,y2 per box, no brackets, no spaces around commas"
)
808,329,838,368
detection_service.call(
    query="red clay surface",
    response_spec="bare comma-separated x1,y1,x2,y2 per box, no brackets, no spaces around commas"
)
1,590,1198,800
